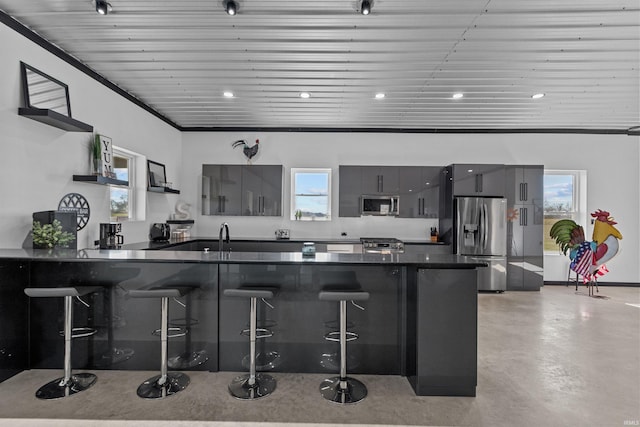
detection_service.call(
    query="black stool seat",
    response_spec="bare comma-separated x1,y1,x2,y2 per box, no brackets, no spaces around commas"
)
24,286,100,399
127,286,191,399
318,278,369,404
25,286,100,298
223,287,275,299
319,290,369,302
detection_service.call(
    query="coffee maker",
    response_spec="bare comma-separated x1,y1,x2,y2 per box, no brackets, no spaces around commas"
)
99,223,124,249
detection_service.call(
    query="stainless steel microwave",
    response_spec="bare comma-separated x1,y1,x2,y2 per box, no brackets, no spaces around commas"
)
360,195,399,216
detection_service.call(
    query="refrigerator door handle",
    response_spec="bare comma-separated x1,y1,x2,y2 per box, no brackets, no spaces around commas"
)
481,202,487,249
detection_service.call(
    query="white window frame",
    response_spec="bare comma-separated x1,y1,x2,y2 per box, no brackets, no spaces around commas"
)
290,168,332,221
543,169,587,254
110,146,146,222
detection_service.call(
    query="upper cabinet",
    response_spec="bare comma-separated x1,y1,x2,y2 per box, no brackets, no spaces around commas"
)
360,166,399,194
202,165,282,217
505,165,544,206
241,165,282,216
338,166,362,217
398,166,441,218
339,165,440,218
450,164,505,197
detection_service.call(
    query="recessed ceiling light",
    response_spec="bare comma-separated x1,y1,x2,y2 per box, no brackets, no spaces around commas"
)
375,93,385,99
223,91,234,98
95,0,112,15
361,0,371,15
225,0,237,16
300,92,310,99
467,169,473,173
532,93,545,99
452,93,464,99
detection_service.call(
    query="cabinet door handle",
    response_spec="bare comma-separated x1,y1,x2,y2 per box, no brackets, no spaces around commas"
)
524,183,528,201
378,175,383,193
519,183,524,201
519,208,525,226
524,207,528,226
222,196,226,213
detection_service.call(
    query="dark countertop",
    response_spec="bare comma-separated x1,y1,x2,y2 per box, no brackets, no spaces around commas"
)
121,236,448,251
0,248,482,268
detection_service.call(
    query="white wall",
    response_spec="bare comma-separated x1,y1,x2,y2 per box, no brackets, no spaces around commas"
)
181,132,640,283
0,24,182,248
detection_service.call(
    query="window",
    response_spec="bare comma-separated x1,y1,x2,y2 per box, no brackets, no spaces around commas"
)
110,147,145,222
291,168,331,221
543,170,587,253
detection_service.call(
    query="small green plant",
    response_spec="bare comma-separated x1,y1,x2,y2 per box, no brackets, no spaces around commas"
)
32,219,76,249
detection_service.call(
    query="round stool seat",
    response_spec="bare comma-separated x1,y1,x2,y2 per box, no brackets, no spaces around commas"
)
319,290,370,302
25,286,101,298
223,287,276,299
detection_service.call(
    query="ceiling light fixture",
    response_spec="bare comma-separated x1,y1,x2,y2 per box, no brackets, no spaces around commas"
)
223,91,234,98
375,93,385,99
300,92,310,99
532,93,545,99
452,93,464,99
361,0,371,15
95,0,111,15
225,0,238,16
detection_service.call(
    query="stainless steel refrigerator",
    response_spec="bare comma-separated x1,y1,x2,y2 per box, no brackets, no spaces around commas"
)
454,197,507,292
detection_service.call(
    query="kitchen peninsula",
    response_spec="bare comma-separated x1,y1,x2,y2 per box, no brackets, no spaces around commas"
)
0,243,484,397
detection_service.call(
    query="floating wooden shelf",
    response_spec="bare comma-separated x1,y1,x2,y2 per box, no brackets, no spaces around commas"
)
19,108,93,132
148,186,180,194
73,175,129,186
166,219,194,225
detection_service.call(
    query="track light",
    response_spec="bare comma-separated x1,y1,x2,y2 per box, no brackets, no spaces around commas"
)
361,0,371,15
95,0,111,15
225,0,238,16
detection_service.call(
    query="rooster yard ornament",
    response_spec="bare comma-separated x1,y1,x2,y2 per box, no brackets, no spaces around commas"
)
549,209,623,296
232,139,259,163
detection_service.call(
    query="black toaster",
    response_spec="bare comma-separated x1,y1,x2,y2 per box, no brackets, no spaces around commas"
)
149,223,170,241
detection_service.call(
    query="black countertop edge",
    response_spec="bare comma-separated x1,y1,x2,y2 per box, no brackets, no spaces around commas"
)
0,248,484,268
123,237,448,251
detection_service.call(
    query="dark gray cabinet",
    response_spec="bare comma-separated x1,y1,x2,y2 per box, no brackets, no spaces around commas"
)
202,165,282,216
338,166,362,217
451,164,505,197
398,166,441,218
339,165,438,218
202,165,243,215
506,166,544,291
361,166,399,194
241,165,282,216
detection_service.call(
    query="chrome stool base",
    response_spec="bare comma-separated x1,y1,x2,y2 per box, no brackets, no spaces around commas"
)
228,373,276,400
319,376,367,404
35,372,97,400
136,372,190,399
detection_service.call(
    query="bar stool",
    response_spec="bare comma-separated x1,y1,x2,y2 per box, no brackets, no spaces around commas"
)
318,285,369,404
128,287,191,399
24,286,101,399
223,285,277,400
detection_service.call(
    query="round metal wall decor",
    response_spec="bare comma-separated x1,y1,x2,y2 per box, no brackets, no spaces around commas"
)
58,193,90,231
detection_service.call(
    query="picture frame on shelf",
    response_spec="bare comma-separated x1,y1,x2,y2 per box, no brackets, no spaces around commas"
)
94,134,115,178
147,160,167,188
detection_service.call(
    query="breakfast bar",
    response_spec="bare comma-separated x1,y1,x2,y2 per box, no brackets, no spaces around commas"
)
0,246,484,397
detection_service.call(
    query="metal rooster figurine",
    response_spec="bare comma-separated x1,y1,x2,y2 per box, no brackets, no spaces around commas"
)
232,139,259,163
549,209,623,295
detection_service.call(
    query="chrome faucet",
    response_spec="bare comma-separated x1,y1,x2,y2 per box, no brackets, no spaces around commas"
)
219,222,230,254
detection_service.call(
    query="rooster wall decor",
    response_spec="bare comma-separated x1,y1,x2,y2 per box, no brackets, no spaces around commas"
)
549,209,623,295
232,139,259,163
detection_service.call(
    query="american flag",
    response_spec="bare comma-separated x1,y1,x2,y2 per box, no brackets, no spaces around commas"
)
571,241,595,280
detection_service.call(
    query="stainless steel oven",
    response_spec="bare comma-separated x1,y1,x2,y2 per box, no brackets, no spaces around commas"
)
360,237,405,253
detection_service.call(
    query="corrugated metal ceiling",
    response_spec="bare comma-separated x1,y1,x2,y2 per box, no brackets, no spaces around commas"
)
1,0,639,131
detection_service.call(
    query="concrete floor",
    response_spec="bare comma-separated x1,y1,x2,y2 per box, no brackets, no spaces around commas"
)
0,285,638,427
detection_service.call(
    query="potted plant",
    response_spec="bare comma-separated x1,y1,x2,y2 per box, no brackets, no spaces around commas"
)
91,134,102,175
32,219,76,249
